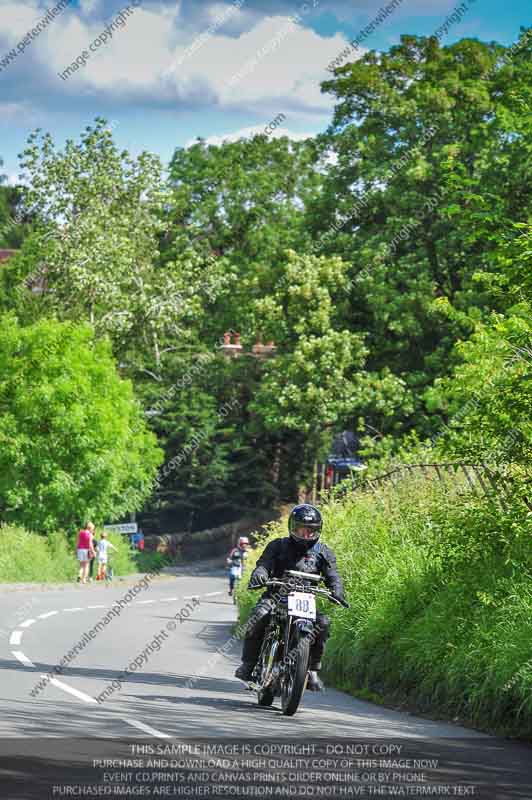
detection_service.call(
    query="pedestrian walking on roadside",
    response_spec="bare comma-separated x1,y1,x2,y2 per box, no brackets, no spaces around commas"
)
96,532,116,581
77,522,95,585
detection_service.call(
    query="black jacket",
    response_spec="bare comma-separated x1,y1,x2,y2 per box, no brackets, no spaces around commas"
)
249,537,345,600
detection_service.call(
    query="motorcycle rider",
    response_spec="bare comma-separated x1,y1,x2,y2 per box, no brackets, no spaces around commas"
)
227,536,250,596
234,504,348,692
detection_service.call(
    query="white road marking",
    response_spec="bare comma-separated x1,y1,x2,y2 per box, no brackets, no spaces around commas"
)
122,718,170,739
11,580,224,714
12,650,34,668
46,676,98,704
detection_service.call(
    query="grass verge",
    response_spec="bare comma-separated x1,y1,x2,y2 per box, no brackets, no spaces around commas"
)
0,524,139,583
237,473,532,739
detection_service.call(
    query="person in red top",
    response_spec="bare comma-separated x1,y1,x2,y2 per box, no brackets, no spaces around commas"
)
77,522,95,585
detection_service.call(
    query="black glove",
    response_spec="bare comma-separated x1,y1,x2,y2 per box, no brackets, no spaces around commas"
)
249,567,268,588
332,594,349,608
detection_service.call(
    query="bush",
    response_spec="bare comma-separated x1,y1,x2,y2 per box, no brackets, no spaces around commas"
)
132,549,170,573
237,473,532,738
0,316,163,533
0,524,140,583
0,525,76,583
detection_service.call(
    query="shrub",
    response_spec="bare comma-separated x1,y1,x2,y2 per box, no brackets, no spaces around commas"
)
0,316,163,533
238,473,532,737
0,524,76,583
0,524,140,583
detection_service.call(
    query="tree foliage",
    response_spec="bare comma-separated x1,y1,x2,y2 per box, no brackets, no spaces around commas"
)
0,159,31,249
0,28,530,529
314,33,532,438
429,222,532,472
0,316,162,532
2,120,225,369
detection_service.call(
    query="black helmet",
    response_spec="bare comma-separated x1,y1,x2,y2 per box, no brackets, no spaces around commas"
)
288,504,322,545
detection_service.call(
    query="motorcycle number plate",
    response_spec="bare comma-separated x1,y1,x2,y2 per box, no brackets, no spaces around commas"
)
287,592,316,620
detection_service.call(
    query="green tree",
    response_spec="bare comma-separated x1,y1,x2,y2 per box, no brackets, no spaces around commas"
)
428,222,532,471
140,344,281,530
428,310,532,469
249,251,411,484
315,32,532,437
3,120,225,370
0,316,163,533
0,159,31,249
166,135,321,338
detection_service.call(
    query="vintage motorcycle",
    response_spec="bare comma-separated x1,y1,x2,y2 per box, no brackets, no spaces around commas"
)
248,569,344,716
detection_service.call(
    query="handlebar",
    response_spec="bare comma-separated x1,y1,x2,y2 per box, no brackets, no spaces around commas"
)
248,578,348,608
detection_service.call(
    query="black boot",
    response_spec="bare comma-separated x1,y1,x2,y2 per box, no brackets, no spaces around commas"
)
307,671,325,692
235,662,255,681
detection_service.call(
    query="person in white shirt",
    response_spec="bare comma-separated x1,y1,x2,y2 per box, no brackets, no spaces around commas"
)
96,532,117,581
226,536,250,596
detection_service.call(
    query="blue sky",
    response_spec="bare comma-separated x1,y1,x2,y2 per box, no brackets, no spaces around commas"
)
0,0,530,180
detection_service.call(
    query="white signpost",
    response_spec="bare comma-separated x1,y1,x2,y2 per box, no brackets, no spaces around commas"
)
103,522,138,535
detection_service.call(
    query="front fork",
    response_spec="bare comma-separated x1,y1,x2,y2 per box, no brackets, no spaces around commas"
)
283,617,314,671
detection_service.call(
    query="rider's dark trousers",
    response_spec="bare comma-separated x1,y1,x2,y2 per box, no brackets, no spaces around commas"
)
241,597,330,670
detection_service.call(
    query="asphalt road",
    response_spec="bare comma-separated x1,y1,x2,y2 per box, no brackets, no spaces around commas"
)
1,564,531,799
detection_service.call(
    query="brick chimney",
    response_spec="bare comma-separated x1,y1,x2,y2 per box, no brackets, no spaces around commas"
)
221,330,243,357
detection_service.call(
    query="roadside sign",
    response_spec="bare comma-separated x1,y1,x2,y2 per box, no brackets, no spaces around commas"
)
103,523,138,534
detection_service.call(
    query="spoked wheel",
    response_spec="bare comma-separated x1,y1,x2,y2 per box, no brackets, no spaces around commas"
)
281,636,310,716
255,636,277,708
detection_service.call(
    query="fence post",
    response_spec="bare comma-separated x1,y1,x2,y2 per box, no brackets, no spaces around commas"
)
460,464,480,496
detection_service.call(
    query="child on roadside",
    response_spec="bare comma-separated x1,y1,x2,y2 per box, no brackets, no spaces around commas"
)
96,532,117,581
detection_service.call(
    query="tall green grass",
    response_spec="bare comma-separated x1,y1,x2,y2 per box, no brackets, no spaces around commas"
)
238,474,532,738
0,524,139,583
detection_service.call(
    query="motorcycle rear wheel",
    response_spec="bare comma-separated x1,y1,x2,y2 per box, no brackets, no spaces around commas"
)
281,636,310,716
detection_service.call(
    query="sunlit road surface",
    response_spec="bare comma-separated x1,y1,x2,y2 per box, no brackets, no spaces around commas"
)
1,563,530,799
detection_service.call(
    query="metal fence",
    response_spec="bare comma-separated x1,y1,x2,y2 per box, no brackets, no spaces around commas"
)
303,461,531,511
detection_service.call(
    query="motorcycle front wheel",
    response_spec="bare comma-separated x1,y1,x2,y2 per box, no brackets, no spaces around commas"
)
255,633,277,708
281,635,310,716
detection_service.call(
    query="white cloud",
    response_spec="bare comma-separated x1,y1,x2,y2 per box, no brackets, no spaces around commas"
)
0,101,34,123
2,1,354,119
78,0,103,15
185,124,314,147
0,1,42,40
162,12,353,115
6,172,22,186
